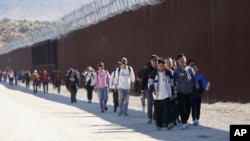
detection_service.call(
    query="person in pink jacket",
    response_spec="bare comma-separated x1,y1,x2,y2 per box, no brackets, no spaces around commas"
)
94,62,110,113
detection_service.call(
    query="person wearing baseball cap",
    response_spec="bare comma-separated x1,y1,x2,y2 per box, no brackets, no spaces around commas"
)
113,57,135,116
141,54,159,124
94,61,110,113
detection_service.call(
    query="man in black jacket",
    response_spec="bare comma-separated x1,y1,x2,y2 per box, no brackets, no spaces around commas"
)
141,54,158,124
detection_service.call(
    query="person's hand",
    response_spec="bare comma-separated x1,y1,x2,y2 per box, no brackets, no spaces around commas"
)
153,91,158,95
173,91,177,98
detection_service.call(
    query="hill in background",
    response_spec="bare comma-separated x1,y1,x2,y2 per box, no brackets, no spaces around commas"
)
0,18,49,47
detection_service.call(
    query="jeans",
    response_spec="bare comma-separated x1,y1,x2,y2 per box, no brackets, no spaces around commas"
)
146,90,154,120
97,87,109,111
141,92,146,107
118,89,130,114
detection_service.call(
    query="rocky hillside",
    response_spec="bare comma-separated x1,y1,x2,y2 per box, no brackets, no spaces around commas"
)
0,18,49,47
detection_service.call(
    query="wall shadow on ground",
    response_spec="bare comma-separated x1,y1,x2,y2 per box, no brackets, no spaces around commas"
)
1,82,229,141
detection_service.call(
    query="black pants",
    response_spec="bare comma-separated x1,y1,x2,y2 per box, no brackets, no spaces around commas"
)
55,81,61,93
42,82,48,93
33,84,38,93
192,98,202,121
70,89,77,103
25,80,30,88
113,90,119,108
86,86,94,101
171,99,179,124
154,98,172,127
9,78,14,85
177,93,192,124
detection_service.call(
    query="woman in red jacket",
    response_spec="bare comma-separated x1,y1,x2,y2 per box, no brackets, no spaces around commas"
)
41,69,50,93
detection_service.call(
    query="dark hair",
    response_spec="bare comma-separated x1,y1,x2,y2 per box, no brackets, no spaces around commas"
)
187,59,195,65
158,58,165,64
176,53,185,60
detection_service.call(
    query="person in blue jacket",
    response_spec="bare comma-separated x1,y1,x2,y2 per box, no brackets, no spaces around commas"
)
191,64,208,126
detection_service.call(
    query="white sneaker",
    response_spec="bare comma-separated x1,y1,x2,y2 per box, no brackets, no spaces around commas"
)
181,124,188,130
142,107,145,112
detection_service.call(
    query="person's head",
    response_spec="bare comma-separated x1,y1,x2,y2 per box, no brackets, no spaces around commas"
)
192,64,198,73
87,66,94,72
116,61,122,67
43,69,47,74
150,54,159,68
121,57,128,67
157,58,165,72
187,59,195,67
165,57,173,70
176,53,187,67
98,62,104,70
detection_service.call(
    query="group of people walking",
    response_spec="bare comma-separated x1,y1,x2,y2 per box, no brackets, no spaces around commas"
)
65,53,209,131
1,53,209,131
137,53,210,130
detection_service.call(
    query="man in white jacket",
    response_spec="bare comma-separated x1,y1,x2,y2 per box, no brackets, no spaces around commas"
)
113,57,135,116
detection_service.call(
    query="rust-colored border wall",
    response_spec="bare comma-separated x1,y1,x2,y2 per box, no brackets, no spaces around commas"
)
57,0,250,103
0,0,249,103
0,47,32,71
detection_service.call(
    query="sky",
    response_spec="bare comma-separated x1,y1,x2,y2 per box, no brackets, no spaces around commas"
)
0,0,93,21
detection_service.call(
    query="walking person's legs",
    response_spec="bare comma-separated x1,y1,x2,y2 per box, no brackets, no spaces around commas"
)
86,86,91,102
118,89,125,116
113,90,119,112
146,90,154,123
123,89,130,116
97,88,104,112
43,82,46,93
141,93,146,112
103,87,109,111
154,100,161,129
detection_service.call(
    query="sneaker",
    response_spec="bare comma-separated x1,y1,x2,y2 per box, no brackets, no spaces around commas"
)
113,107,117,113
181,124,188,130
104,107,108,111
142,106,145,112
173,121,177,126
124,113,129,116
167,123,175,130
118,112,123,116
147,119,152,124
196,120,199,125
193,120,199,126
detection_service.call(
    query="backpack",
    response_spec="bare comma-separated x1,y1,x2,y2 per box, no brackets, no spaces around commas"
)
175,66,194,94
115,66,132,86
117,66,131,77
134,67,145,93
85,72,93,87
